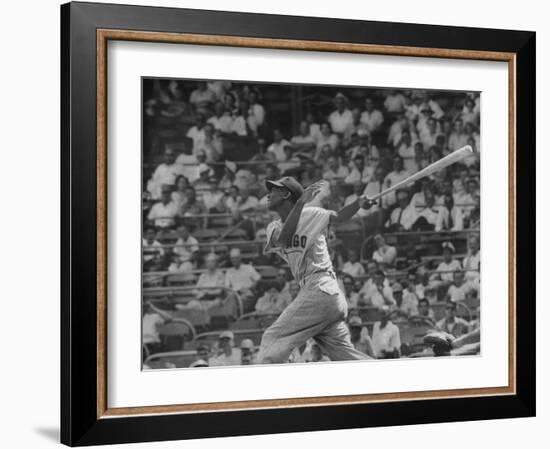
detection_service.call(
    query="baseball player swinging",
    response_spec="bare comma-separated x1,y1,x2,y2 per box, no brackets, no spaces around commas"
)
257,176,376,363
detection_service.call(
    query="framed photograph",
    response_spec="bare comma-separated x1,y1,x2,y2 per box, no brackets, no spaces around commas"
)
61,1,535,446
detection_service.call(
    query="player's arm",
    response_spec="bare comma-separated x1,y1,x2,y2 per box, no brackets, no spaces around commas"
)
330,196,377,225
276,181,324,247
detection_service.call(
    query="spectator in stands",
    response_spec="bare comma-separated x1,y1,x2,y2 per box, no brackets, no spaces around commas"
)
189,81,216,115
323,154,349,181
235,188,260,213
173,225,199,268
234,165,254,192
360,269,395,308
142,302,172,359
223,185,241,215
361,97,384,134
210,331,242,366
414,266,438,300
175,142,201,184
197,123,223,162
384,89,407,115
193,163,214,192
385,189,417,232
345,154,370,185
255,284,286,314
436,301,469,338
147,184,179,229
195,253,226,299
362,165,385,202
382,156,410,208
225,248,261,311
419,116,441,151
143,227,165,271
147,148,184,199
231,99,258,137
436,193,464,231
186,114,207,155
372,233,397,267
434,241,462,282
396,129,416,173
202,177,225,212
388,113,417,149
413,187,439,231
372,306,401,358
240,339,257,365
315,122,339,153
466,191,480,229
328,92,353,135
208,101,234,134
344,109,369,144
447,270,479,303
417,298,436,322
171,175,190,211
341,274,361,307
342,248,365,278
448,118,469,151
168,252,193,273
291,120,317,154
348,316,375,358
267,129,291,162
462,234,480,282
219,161,237,192
391,282,418,318
461,97,478,125
192,343,211,367
180,186,207,228
248,88,265,127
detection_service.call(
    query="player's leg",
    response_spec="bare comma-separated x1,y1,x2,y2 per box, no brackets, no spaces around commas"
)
315,320,370,360
313,290,370,360
257,288,332,364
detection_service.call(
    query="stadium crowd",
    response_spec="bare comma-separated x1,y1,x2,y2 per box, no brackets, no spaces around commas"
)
141,79,481,368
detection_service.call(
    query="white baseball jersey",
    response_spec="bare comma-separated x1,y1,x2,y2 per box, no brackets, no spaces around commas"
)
264,206,337,288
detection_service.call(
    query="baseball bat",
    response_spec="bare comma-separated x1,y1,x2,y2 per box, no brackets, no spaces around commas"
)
364,145,474,202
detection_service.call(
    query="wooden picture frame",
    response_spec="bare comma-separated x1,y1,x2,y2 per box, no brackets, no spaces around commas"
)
61,1,535,446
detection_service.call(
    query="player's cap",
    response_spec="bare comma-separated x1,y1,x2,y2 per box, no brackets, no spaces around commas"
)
348,316,363,327
392,282,403,293
190,359,209,368
442,241,456,252
265,176,304,202
240,338,254,349
219,330,234,340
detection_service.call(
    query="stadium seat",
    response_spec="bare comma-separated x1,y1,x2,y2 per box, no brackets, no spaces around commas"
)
193,228,220,241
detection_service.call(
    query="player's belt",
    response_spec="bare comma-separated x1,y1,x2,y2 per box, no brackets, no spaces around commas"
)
299,269,336,288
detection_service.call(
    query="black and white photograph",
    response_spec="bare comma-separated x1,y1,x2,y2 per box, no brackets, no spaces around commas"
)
141,78,481,369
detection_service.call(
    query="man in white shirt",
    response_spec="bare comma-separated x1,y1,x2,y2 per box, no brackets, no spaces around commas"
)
434,242,462,282
372,233,397,267
142,227,164,270
436,193,464,232
344,154,371,185
186,114,207,155
414,188,440,231
372,307,401,358
342,248,365,278
195,253,225,299
201,177,225,212
463,234,481,282
360,269,396,308
360,97,384,133
267,129,291,161
436,302,469,338
147,185,179,228
173,225,199,266
391,282,418,318
382,156,410,208
385,189,417,231
447,271,479,302
147,148,185,199
291,121,317,154
448,118,469,151
210,331,242,367
208,101,234,134
323,155,349,181
224,248,261,311
328,92,353,135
